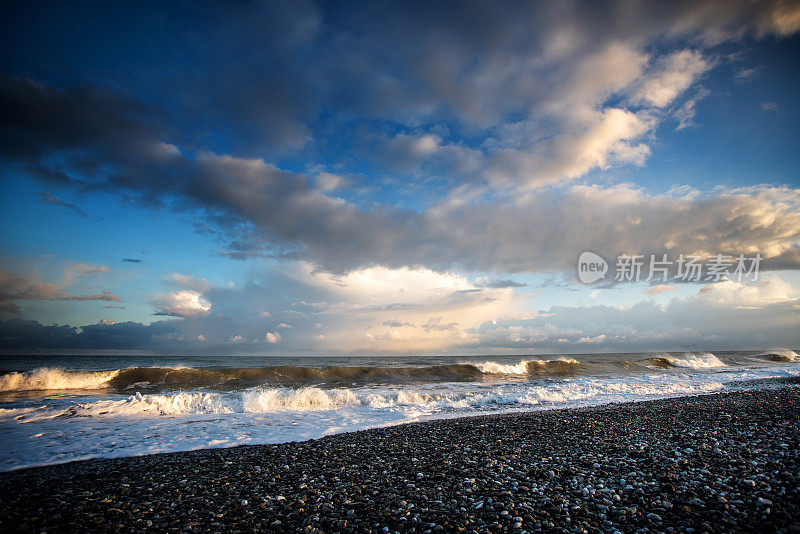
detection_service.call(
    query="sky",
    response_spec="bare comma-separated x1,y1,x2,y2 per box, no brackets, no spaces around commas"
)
1,0,799,355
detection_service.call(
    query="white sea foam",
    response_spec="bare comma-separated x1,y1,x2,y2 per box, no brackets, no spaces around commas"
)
664,352,726,369
0,375,731,423
0,368,120,391
241,387,361,412
473,360,532,374
472,358,579,375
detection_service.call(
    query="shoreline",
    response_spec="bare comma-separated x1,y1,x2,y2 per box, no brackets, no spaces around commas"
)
1,381,799,532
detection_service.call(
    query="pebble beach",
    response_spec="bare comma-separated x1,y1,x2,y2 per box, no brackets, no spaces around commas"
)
1,380,798,533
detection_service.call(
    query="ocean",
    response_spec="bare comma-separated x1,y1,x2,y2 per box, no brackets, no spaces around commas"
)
0,350,797,471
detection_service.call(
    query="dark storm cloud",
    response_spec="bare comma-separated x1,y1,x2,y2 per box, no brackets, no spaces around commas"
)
0,318,179,350
0,318,79,347
0,72,165,164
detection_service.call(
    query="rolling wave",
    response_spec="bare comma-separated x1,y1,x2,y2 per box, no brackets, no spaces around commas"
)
0,368,121,392
472,358,581,375
2,351,795,393
0,360,582,392
758,350,798,362
652,352,727,369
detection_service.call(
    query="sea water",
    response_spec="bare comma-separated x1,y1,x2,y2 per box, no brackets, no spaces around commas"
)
0,350,797,471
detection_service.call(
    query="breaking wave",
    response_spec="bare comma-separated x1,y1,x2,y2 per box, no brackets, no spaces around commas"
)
646,352,727,369
0,360,583,392
0,368,121,392
5,351,795,394
471,358,581,375
1,377,729,423
1,352,798,471
758,350,798,362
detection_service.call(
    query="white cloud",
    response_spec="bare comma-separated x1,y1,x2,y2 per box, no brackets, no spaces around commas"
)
265,332,281,344
697,275,795,307
279,264,525,352
300,265,473,302
633,50,709,107
153,290,211,318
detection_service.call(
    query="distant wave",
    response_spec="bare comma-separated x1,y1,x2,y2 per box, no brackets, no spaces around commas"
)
0,360,580,392
758,350,798,362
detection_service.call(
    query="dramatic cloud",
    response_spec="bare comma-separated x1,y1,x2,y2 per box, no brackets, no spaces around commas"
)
11,118,800,276
2,271,797,354
1,0,799,353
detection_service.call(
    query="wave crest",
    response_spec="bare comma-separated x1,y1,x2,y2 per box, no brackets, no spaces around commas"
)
758,350,798,362
0,368,120,392
663,353,726,369
0,360,588,392
472,359,581,376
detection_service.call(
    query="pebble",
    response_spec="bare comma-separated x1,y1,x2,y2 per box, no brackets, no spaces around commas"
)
0,383,798,533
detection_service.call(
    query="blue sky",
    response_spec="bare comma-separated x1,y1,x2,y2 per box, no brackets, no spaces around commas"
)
1,0,799,354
